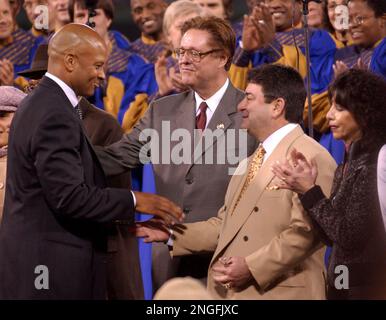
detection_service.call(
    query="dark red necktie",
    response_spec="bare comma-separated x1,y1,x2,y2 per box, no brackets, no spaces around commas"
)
196,102,208,130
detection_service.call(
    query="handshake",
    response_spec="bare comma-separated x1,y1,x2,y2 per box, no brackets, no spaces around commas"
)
131,191,183,243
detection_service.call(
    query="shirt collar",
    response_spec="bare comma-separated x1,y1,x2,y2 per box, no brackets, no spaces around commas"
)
262,123,298,161
194,78,229,114
45,72,79,108
141,34,158,45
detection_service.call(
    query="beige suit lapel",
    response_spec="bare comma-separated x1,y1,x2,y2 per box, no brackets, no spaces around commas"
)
212,126,304,262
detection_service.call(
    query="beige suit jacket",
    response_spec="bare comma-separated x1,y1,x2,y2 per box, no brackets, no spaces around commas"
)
172,126,337,299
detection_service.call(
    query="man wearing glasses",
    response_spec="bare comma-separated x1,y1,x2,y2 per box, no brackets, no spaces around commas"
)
95,16,257,294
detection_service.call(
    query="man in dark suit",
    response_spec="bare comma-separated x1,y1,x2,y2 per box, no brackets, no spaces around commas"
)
18,43,146,300
95,16,258,293
0,23,182,300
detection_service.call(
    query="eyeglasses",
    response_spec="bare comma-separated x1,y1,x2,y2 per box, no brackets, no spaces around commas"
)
349,15,375,26
174,48,223,63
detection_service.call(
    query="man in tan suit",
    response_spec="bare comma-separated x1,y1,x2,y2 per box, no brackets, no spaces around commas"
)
136,64,337,299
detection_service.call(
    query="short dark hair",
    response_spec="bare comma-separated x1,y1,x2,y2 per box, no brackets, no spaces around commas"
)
68,0,114,22
247,64,306,124
328,69,386,150
180,16,235,70
348,0,386,17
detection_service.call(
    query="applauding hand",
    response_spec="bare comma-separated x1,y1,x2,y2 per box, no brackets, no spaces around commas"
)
271,148,318,194
0,59,14,86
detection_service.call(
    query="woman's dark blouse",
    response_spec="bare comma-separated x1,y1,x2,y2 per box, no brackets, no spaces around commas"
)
300,142,386,288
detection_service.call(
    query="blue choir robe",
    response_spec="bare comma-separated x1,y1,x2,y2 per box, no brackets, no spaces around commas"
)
109,30,131,52
0,28,44,89
130,34,166,64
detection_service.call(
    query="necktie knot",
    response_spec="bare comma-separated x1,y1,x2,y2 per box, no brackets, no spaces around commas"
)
199,101,208,113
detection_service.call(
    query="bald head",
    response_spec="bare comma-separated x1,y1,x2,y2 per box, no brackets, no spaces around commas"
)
48,23,106,60
48,23,108,97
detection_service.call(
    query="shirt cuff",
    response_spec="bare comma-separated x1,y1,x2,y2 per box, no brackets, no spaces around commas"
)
299,185,325,210
166,228,174,246
131,191,137,207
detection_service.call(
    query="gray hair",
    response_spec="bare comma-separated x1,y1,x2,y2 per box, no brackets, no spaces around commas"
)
163,0,203,36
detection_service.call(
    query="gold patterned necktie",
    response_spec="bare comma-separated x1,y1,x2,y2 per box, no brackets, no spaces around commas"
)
232,144,266,214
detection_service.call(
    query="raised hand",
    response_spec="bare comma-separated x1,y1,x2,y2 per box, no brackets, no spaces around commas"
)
155,54,188,96
242,14,261,52
0,59,15,86
333,60,349,78
355,58,368,70
271,148,318,194
155,54,174,96
133,191,184,225
242,3,275,52
169,67,189,93
250,3,275,48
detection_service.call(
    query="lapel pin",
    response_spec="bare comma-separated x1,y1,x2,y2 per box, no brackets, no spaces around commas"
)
217,123,225,129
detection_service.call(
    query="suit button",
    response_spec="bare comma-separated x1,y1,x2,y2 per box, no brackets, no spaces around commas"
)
224,206,227,211
243,236,249,242
254,206,259,212
183,208,191,214
186,178,193,185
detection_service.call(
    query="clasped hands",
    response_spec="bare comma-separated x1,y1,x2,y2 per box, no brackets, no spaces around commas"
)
212,256,253,291
155,53,188,97
270,148,319,194
242,3,275,52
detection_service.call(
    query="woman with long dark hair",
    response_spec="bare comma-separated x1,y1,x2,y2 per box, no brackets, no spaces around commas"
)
272,69,386,299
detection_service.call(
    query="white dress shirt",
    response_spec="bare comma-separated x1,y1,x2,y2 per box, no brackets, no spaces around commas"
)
261,123,298,164
377,145,386,230
194,78,229,128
